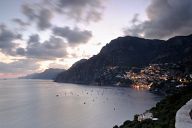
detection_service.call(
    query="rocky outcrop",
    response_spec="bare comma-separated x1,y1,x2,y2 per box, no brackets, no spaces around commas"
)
175,99,192,128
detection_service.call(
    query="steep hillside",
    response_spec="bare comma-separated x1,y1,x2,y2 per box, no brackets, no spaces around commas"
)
55,35,192,84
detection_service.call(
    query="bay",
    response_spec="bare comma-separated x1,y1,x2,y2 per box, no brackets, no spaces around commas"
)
0,79,161,128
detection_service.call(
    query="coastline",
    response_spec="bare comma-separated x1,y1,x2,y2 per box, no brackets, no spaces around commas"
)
114,86,192,128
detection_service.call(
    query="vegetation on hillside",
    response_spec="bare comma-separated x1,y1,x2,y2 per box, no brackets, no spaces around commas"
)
114,85,192,128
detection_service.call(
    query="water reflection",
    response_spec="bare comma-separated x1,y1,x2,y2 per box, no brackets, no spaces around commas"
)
0,79,161,128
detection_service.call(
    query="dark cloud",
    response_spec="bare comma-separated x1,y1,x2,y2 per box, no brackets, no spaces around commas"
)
46,0,105,22
0,59,40,73
22,4,37,20
0,28,72,60
22,4,53,30
37,8,53,30
21,0,106,30
130,13,140,25
0,24,6,30
12,18,29,27
28,34,40,43
0,26,21,55
124,0,192,39
53,26,92,45
16,48,26,56
26,35,67,59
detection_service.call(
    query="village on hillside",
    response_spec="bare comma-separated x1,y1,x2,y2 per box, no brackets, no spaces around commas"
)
96,63,192,95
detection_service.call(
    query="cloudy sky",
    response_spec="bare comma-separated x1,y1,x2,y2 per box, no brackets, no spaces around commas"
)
0,0,192,78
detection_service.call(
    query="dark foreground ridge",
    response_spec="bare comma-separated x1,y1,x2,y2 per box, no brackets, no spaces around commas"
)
113,85,192,128
55,34,192,86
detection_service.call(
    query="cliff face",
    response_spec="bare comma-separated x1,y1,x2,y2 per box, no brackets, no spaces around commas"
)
55,35,192,84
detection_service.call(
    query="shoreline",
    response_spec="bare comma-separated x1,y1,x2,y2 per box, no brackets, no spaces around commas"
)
114,86,192,128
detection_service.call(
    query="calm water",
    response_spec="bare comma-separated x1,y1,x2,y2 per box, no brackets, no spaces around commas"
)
0,79,161,128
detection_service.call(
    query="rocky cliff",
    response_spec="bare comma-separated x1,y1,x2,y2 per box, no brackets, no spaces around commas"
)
55,35,192,84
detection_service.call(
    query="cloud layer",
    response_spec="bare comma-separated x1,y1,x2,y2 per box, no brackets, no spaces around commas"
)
12,18,29,27
25,35,67,59
53,26,92,45
0,25,92,60
124,0,192,39
0,59,40,73
0,26,21,55
47,0,105,22
22,4,53,30
21,0,106,31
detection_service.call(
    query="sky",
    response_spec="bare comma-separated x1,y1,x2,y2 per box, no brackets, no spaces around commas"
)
0,0,192,78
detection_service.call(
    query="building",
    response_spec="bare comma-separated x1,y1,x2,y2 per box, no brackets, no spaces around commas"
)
138,112,153,122
138,111,159,122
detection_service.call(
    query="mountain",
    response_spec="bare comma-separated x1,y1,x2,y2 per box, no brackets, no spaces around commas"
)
21,68,65,80
55,34,192,84
70,59,87,69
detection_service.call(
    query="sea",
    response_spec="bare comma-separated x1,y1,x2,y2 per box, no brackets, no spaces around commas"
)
0,79,161,128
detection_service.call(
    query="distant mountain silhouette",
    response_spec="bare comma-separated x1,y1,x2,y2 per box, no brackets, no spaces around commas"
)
21,68,65,80
55,34,192,84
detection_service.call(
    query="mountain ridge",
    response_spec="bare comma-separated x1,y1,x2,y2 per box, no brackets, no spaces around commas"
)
55,34,192,84
21,68,65,80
